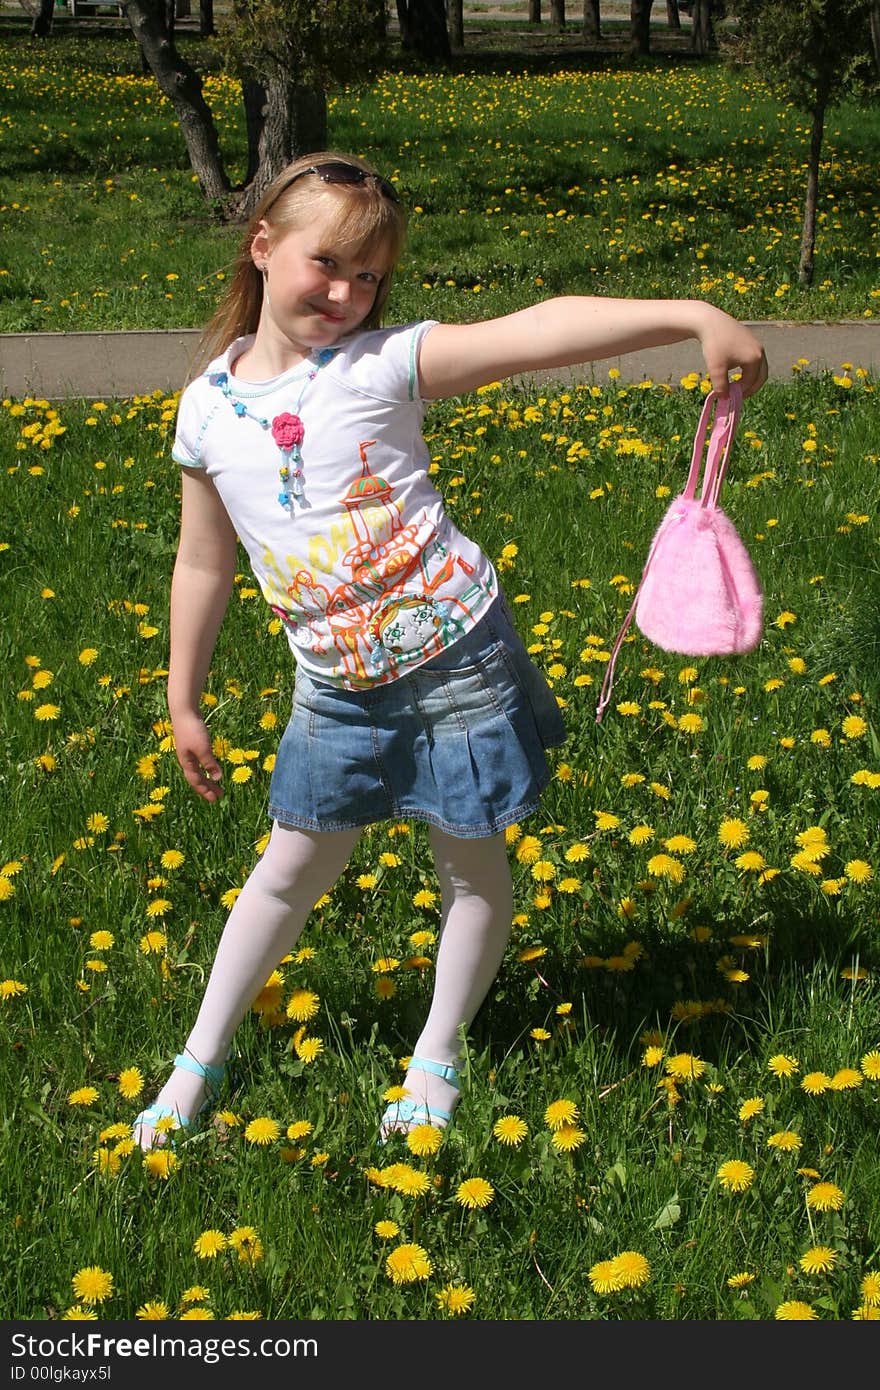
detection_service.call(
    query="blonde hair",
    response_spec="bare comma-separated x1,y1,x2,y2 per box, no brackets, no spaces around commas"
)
191,151,408,377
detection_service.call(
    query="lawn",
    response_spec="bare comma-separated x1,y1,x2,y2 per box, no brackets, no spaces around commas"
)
1,24,879,1326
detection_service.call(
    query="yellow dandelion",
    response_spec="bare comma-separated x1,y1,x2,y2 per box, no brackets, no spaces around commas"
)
806,1182,845,1212
67,1087,99,1107
775,1300,817,1320
285,988,320,1022
142,1150,177,1179
830,1068,863,1090
193,1230,228,1258
860,1272,880,1305
767,1130,802,1152
544,1098,579,1130
801,1071,832,1095
550,1123,586,1153
118,1067,143,1100
493,1114,528,1146
374,1220,400,1239
244,1117,280,1146
717,1160,755,1192
135,1301,170,1319
860,1051,880,1080
588,1259,625,1294
71,1266,114,1305
845,859,873,884
665,1053,706,1082
767,1053,799,1078
385,1242,432,1285
612,1251,651,1289
799,1246,838,1276
718,818,749,849
406,1124,443,1158
456,1177,495,1209
435,1284,476,1316
738,1097,765,1122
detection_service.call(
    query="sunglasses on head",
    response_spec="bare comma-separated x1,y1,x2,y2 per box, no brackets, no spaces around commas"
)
269,160,401,207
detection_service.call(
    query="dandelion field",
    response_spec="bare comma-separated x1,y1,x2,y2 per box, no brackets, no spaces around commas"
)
2,30,880,333
2,15,880,1329
2,364,879,1323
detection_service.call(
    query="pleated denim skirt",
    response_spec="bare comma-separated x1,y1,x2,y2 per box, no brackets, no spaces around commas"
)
267,594,567,838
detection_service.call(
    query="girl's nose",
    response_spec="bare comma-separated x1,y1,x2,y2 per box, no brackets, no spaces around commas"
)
328,279,351,304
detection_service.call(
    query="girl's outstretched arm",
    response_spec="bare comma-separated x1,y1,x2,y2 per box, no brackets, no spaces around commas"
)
168,467,239,803
417,296,768,401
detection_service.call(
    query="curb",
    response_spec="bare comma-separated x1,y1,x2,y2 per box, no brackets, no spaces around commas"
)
0,322,878,399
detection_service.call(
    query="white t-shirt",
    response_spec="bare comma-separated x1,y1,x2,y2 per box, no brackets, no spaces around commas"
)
172,322,498,688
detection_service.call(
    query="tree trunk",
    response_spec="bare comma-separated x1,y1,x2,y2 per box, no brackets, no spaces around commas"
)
447,0,464,46
397,0,452,59
870,0,880,77
582,0,600,38
550,0,565,29
629,0,653,57
238,77,328,214
126,0,230,200
666,0,680,31
199,0,214,37
528,0,541,23
798,99,826,287
396,0,412,46
690,0,711,54
31,0,55,37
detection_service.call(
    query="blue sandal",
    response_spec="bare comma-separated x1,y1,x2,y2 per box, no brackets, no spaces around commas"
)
133,1052,227,1147
379,1056,461,1142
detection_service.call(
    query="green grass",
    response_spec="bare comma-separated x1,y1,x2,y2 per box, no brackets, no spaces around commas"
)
1,30,879,332
1,22,879,1325
2,370,879,1321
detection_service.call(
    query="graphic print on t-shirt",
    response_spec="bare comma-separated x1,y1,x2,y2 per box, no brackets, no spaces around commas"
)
269,440,490,684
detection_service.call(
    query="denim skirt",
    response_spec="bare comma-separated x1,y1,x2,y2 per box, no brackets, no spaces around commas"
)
267,594,567,838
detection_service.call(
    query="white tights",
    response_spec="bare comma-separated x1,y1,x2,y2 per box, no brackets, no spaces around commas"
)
135,821,512,1145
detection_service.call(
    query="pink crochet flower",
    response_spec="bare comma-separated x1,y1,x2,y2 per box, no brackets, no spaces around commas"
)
271,412,305,449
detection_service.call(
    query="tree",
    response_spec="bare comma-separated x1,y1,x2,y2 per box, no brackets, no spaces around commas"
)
629,0,654,57
396,0,452,60
582,0,600,39
735,0,878,286
125,0,388,219
30,0,55,38
690,0,725,55
448,0,464,47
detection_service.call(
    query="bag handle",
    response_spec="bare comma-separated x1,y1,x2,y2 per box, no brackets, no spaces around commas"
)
595,382,743,724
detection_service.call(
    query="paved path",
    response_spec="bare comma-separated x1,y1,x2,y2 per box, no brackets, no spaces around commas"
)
0,322,877,399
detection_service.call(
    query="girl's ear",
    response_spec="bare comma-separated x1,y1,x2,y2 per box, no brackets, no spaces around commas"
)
250,221,271,269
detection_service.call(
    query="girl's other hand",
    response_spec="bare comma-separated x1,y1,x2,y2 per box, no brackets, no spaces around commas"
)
698,307,769,398
172,711,224,802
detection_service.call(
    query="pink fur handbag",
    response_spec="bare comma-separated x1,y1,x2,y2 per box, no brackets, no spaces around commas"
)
597,383,762,722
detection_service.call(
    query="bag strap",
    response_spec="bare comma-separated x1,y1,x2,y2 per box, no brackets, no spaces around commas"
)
595,382,743,724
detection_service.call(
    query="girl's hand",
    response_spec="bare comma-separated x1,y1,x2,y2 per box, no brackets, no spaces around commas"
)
172,710,224,803
698,306,768,398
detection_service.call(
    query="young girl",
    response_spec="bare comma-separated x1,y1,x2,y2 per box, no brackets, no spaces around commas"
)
134,150,767,1148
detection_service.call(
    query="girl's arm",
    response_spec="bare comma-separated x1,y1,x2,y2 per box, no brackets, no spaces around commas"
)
417,296,768,400
168,466,239,803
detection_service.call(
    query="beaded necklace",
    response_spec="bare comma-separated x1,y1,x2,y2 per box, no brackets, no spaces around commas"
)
214,346,336,511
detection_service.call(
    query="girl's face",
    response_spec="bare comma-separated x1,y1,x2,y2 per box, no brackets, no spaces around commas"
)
252,199,390,359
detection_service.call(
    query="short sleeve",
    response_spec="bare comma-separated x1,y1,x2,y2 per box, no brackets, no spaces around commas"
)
333,321,438,405
171,380,208,468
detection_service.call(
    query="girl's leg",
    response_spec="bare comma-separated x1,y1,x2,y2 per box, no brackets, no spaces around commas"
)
136,822,360,1147
384,826,513,1132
